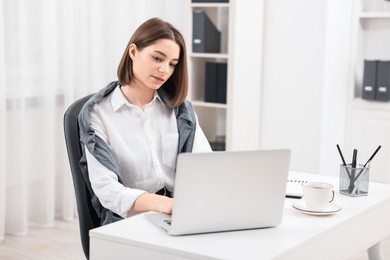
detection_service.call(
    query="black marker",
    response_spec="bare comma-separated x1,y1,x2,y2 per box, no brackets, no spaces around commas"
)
354,145,382,181
337,144,351,178
363,145,381,168
336,144,347,166
352,149,358,168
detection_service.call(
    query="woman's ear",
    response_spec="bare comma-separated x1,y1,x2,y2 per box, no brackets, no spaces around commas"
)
128,43,137,60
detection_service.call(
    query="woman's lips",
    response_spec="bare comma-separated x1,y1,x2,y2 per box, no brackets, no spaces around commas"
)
152,75,165,83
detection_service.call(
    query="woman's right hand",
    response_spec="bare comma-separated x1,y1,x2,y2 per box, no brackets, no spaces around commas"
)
130,193,173,215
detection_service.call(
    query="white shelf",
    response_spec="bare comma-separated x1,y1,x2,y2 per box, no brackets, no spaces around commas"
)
359,12,390,19
190,52,228,59
191,3,229,8
351,98,390,111
191,100,227,109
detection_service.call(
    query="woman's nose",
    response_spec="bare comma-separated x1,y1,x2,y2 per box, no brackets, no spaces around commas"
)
159,63,169,74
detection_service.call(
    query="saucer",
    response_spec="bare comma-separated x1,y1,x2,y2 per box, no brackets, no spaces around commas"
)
292,202,342,216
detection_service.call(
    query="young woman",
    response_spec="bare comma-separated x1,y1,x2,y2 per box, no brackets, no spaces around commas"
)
78,17,212,225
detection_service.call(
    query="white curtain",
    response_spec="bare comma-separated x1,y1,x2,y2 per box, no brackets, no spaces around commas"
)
0,0,185,240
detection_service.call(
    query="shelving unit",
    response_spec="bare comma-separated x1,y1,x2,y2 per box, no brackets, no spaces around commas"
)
185,1,230,150
346,0,390,183
351,7,390,100
185,0,264,151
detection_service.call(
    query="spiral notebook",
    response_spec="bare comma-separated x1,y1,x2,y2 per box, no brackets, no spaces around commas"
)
286,179,307,198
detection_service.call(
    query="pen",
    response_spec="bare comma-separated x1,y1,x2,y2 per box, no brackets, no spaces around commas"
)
354,145,382,182
352,149,358,168
337,144,351,178
336,144,347,166
363,145,381,168
349,149,358,194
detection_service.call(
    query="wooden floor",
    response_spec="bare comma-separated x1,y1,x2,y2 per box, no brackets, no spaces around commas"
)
0,220,84,260
0,219,389,259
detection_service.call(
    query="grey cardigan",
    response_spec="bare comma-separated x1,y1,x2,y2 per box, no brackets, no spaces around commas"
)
78,81,197,225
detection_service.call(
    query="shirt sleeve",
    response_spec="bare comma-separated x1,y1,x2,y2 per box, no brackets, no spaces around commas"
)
192,113,213,153
85,147,146,218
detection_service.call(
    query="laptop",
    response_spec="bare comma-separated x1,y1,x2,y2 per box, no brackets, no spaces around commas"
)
145,149,291,235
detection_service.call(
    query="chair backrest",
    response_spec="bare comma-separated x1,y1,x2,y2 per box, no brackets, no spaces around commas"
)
63,94,99,259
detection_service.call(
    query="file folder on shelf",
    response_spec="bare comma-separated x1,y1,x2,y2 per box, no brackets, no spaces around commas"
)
205,62,227,104
192,10,221,53
362,60,377,100
376,61,390,101
205,62,218,103
216,63,227,104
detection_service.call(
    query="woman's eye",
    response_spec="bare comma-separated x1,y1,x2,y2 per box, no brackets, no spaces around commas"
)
170,63,177,68
153,56,163,62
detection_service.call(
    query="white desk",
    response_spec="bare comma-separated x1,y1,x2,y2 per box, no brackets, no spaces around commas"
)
90,172,390,260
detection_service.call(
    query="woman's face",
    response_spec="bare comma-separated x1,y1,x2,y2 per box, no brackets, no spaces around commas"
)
129,39,180,91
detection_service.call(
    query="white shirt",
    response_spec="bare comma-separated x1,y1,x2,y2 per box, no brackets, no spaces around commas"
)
85,86,212,218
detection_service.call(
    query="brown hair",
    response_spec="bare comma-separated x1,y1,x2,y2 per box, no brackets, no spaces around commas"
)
117,17,188,107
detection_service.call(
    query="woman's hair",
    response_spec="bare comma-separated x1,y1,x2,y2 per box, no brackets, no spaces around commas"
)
117,17,188,107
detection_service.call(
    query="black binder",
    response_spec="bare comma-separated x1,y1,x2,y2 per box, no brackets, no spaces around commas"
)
362,60,377,100
216,63,227,104
192,10,221,53
376,61,390,101
205,62,227,104
205,62,218,102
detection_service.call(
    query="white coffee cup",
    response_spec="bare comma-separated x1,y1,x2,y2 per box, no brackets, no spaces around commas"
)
302,182,335,211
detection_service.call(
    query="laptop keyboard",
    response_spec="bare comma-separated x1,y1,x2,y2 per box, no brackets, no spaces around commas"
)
163,219,172,225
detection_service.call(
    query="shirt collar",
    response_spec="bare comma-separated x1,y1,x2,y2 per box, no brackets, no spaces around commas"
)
111,85,164,112
154,91,164,106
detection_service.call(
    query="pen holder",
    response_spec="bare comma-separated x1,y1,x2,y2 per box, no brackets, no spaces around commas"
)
339,164,369,197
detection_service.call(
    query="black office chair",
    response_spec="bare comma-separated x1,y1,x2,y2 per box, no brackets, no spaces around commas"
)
63,94,99,259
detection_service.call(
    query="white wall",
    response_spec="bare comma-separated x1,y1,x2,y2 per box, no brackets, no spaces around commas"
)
260,0,328,173
227,0,264,150
318,0,352,177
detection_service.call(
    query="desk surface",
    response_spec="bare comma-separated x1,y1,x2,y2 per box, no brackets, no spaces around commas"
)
90,172,390,260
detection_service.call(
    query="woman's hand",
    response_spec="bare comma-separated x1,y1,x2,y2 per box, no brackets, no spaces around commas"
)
129,193,173,215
